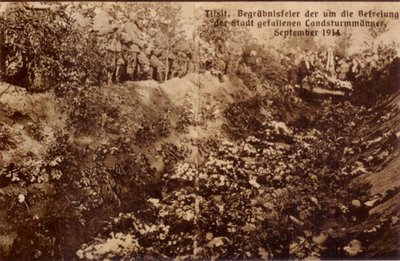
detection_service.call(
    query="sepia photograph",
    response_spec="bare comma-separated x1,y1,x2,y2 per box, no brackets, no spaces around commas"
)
0,1,399,260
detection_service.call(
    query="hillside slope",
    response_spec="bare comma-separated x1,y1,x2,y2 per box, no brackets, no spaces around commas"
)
0,74,398,259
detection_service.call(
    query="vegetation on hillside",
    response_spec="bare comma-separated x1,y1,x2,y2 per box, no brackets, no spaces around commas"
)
0,2,399,260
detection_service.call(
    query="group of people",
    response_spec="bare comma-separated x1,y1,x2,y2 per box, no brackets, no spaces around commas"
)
101,29,196,85
281,45,398,88
102,22,398,93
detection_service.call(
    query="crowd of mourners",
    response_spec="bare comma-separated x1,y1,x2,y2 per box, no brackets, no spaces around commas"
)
280,44,399,89
101,16,399,94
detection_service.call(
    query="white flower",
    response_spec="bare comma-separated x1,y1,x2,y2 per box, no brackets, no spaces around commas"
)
76,249,84,259
18,194,25,203
148,198,160,207
249,177,261,188
343,239,363,256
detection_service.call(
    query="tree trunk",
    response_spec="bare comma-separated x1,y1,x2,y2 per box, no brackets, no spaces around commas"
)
164,33,170,82
165,49,169,82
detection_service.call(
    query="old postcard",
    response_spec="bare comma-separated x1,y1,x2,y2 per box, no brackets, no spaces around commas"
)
0,1,399,260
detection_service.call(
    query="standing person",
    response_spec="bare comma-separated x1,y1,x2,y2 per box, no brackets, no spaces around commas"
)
388,47,400,92
358,60,369,81
337,58,349,80
137,44,151,80
225,50,239,77
150,48,165,81
287,54,298,86
115,44,127,84
246,50,258,68
346,57,360,82
186,52,196,75
169,54,179,79
126,43,140,81
365,56,379,81
103,35,115,85
213,53,227,82
106,33,122,84
297,50,313,87
176,51,188,78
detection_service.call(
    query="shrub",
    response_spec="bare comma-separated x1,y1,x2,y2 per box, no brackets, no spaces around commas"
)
0,3,107,95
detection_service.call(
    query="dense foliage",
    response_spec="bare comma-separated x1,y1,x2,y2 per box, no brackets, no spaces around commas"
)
0,2,398,260
0,4,101,93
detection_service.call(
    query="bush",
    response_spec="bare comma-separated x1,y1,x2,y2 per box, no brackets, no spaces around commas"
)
0,3,107,95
